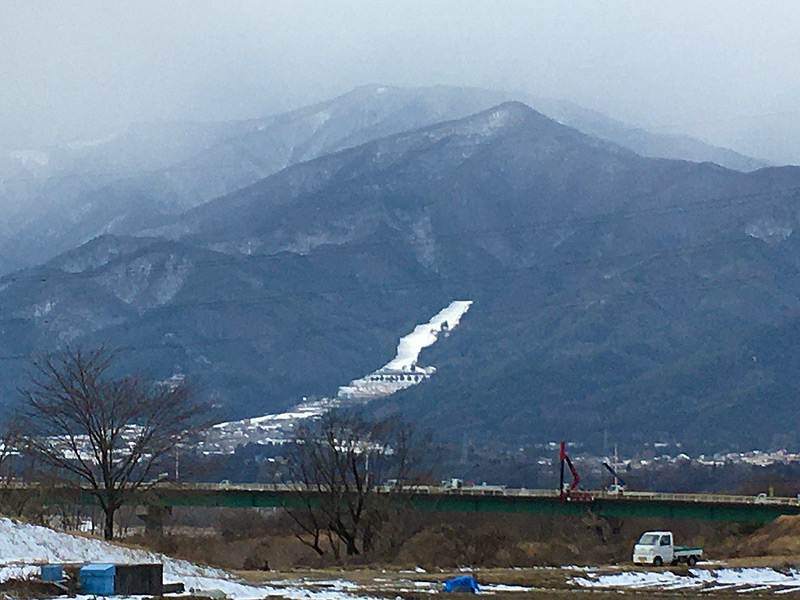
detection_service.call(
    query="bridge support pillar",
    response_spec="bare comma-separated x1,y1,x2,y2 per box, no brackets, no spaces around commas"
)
136,504,171,536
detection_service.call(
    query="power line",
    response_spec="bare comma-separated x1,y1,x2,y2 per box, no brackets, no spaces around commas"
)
0,133,797,363
0,270,778,365
0,181,796,330
2,181,798,290
0,226,792,360
0,232,770,327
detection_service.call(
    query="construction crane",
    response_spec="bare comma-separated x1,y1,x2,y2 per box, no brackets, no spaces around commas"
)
602,461,627,494
602,445,627,494
558,441,594,502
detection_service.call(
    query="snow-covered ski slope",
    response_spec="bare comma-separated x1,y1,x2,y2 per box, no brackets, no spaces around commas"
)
208,300,471,453
339,300,472,400
384,300,472,372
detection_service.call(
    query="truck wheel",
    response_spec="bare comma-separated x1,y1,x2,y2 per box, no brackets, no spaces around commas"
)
687,556,697,567
653,557,663,567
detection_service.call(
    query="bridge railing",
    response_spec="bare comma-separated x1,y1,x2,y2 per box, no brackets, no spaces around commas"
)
6,480,799,507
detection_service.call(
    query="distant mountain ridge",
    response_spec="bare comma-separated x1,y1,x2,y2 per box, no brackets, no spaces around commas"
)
0,85,768,274
527,95,769,172
0,101,799,454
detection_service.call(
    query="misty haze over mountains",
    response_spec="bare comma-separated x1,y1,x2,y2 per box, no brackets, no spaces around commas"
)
1,85,800,453
0,86,768,274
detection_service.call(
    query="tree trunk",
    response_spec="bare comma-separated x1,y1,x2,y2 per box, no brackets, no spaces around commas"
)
103,507,115,540
339,530,359,556
346,538,359,556
363,522,374,554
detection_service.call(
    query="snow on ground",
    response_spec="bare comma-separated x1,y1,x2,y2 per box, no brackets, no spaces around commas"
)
573,567,800,593
293,577,534,596
0,565,38,584
480,583,538,593
211,398,331,434
0,517,377,599
0,515,543,599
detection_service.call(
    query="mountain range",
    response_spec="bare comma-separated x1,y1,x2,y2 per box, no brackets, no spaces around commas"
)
0,85,766,274
0,87,797,453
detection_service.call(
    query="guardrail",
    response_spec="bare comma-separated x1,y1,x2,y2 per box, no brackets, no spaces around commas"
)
148,483,800,506
5,481,798,507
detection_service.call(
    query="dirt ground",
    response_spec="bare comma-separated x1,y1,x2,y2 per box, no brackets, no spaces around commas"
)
174,513,800,598
6,559,800,599
0,579,66,599
235,561,800,599
12,513,800,599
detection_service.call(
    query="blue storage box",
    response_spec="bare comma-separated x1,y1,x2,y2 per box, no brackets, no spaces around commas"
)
40,564,63,582
80,563,116,595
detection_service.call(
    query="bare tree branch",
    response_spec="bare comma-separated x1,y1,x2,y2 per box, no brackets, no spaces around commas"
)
282,410,419,557
17,346,211,539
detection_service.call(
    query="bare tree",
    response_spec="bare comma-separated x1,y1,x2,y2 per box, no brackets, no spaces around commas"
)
283,410,418,557
18,347,210,539
0,423,16,481
0,422,32,517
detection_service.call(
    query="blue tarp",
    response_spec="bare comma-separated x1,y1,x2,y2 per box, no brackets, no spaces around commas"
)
443,575,480,593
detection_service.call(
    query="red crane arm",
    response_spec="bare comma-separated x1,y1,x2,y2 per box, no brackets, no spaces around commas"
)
559,441,580,490
564,455,580,489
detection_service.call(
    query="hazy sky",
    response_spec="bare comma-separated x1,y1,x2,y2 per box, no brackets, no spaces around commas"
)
3,0,800,163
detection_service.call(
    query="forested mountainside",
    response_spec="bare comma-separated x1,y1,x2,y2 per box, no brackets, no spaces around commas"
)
0,101,798,453
0,86,765,275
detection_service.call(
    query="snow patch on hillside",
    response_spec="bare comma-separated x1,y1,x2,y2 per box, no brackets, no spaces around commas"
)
745,217,793,244
0,517,376,599
97,253,192,309
64,134,117,150
8,150,49,167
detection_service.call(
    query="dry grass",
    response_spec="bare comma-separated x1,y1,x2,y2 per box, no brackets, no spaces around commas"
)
0,579,68,599
122,508,792,570
234,566,800,599
721,515,800,558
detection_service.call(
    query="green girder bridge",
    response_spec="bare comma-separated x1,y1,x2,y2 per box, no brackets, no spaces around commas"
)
9,483,800,523
140,484,800,523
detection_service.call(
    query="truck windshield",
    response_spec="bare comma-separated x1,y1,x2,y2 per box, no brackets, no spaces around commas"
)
637,534,659,545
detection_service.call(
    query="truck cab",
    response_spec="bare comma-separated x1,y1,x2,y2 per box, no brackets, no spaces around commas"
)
633,530,702,566
634,531,674,566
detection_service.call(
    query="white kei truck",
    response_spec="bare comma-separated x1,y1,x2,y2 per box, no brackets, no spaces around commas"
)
633,531,703,566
